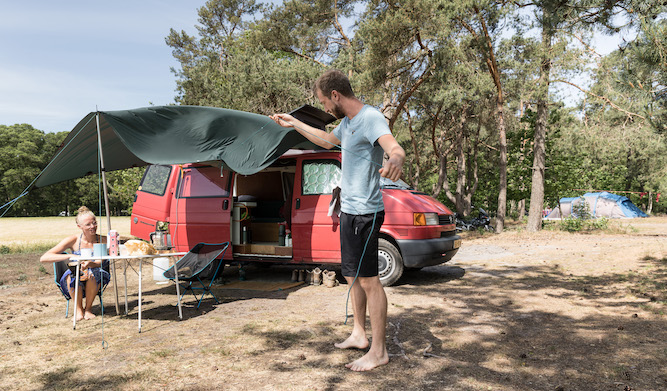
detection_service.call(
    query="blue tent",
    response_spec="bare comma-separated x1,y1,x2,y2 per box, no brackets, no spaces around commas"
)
545,192,648,219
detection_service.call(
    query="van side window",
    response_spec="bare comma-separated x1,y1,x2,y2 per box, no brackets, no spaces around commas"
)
302,160,341,195
178,167,231,198
139,165,172,196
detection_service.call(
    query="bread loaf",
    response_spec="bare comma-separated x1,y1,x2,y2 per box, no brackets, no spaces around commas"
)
123,240,156,256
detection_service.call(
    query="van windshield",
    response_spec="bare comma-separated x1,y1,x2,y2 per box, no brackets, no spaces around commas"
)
380,177,412,190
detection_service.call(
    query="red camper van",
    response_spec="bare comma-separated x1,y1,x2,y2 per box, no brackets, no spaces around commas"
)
130,151,461,286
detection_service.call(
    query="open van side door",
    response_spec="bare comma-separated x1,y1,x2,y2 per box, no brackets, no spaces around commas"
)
291,155,342,263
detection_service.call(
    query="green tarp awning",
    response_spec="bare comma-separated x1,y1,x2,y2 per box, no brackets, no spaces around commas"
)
33,105,322,188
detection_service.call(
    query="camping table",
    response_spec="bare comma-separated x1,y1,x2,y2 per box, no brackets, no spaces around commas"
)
69,252,187,332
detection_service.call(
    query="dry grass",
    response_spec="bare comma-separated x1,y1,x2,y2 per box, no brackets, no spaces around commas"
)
0,216,132,252
0,217,665,390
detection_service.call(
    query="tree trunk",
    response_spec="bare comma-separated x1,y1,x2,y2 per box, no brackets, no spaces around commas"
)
495,99,507,232
406,110,420,189
469,5,507,232
465,118,481,217
431,106,456,206
526,25,552,232
455,114,468,216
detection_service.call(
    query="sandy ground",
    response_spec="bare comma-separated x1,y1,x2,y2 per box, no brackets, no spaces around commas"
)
0,217,665,390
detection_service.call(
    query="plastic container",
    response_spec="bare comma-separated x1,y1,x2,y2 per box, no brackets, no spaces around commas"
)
108,230,119,256
93,243,107,257
153,257,169,281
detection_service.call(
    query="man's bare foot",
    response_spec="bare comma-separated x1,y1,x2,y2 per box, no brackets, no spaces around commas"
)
345,349,389,371
84,311,96,320
334,335,369,350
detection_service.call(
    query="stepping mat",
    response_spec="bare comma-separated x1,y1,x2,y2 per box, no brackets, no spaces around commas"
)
217,280,304,291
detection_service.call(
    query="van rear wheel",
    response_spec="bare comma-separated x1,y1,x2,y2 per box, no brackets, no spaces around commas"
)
378,238,404,287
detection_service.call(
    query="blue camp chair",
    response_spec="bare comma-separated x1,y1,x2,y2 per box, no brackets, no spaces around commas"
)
163,242,229,308
53,260,108,317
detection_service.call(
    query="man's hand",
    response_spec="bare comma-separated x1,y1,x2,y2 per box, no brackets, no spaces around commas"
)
379,155,403,182
270,113,340,150
269,113,296,128
377,135,405,182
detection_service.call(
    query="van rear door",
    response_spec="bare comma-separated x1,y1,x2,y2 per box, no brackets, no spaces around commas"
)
131,165,176,240
171,166,233,254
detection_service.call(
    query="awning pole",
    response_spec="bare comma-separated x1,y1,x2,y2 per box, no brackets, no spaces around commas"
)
96,112,120,315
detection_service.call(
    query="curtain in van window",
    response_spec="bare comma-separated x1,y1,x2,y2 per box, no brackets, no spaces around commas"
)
302,160,341,195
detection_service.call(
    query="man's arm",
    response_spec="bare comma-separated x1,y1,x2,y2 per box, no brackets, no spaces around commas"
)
270,113,340,150
377,134,405,182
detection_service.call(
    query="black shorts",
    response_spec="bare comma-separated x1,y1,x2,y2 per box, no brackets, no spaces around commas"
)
340,211,385,278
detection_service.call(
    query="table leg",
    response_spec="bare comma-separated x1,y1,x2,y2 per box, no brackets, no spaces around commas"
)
124,260,128,315
72,261,80,329
138,259,142,332
111,256,120,315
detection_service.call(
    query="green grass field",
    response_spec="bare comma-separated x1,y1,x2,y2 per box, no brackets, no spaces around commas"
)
0,216,132,252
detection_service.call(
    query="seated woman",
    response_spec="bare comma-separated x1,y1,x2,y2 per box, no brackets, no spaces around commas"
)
40,206,110,321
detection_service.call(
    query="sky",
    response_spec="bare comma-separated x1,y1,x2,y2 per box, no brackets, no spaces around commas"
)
1,1,631,135
0,0,206,134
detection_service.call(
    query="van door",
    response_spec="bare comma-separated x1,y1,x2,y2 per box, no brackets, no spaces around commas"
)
171,166,233,255
131,165,176,240
292,158,341,263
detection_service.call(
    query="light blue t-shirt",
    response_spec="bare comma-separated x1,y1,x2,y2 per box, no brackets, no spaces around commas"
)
332,105,391,215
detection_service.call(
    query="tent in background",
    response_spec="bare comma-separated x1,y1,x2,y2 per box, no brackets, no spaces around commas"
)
545,192,648,219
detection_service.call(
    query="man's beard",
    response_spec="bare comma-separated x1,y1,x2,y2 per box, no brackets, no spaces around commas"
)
331,103,345,119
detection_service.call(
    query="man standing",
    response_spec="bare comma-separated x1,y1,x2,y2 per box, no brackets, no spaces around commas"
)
271,69,405,371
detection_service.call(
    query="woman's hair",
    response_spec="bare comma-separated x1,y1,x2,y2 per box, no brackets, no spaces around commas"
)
313,69,355,98
75,206,95,225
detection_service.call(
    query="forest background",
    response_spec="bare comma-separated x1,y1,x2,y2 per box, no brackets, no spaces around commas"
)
1,0,666,232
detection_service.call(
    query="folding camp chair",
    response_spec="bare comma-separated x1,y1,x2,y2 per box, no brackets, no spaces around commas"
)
53,260,109,318
163,242,229,308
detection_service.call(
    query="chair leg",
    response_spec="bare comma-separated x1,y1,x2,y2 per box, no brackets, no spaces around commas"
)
177,282,199,304
65,299,70,318
195,289,220,308
195,277,220,308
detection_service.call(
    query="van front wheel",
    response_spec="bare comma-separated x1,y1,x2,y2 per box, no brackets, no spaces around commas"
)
378,238,404,287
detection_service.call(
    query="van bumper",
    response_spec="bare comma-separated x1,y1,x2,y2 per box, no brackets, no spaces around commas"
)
395,234,461,268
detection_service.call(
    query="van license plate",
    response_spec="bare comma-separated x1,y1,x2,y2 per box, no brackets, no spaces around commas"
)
453,239,461,249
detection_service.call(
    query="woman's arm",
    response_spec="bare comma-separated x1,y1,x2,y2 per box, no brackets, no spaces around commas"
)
40,235,77,263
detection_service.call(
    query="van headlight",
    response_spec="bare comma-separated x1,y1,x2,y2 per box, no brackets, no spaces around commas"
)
414,212,439,226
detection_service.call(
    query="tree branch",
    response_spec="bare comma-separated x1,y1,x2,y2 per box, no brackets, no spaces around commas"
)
332,5,351,49
570,33,602,58
553,79,646,120
284,48,327,67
